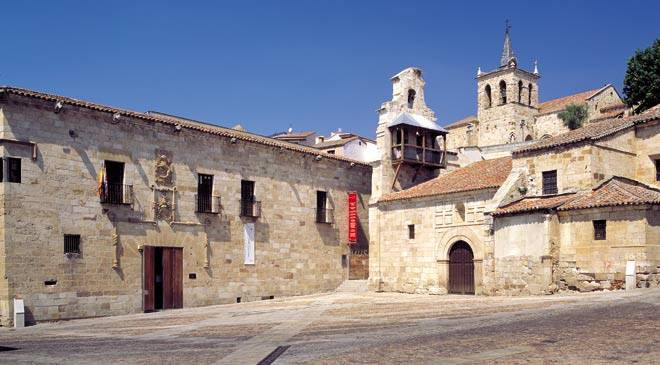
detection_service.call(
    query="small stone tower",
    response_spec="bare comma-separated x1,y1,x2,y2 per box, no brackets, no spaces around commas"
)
371,67,448,203
476,22,540,146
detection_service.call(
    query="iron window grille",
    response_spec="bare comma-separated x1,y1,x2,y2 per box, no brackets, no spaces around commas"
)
542,170,558,195
64,234,81,255
593,220,606,240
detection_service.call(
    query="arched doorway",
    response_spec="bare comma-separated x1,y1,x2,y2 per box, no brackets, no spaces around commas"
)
448,241,474,294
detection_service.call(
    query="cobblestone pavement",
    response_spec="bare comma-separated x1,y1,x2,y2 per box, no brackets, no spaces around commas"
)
0,288,658,364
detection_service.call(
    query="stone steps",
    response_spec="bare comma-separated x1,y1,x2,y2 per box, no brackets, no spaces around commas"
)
335,279,369,293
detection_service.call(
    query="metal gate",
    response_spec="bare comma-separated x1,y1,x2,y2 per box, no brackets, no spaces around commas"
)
448,241,474,294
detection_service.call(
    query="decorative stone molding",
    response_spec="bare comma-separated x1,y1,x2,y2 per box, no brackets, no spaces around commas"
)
154,150,173,186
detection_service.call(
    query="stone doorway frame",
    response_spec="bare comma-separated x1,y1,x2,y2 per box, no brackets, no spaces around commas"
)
436,227,484,295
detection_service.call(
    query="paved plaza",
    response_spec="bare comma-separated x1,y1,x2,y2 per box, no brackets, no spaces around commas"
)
0,288,658,364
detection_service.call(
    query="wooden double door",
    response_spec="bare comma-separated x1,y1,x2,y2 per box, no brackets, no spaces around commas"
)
144,246,183,312
448,241,475,295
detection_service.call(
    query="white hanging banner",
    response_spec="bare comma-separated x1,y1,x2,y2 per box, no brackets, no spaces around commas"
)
244,223,255,265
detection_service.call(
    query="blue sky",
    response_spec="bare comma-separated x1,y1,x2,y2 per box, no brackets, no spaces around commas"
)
2,1,658,139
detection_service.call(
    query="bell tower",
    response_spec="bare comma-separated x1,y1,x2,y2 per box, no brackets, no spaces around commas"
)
476,22,540,146
371,68,448,203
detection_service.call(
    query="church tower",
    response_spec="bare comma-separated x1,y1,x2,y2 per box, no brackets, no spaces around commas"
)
476,22,540,146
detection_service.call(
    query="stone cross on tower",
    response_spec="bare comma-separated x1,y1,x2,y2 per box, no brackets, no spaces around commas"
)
500,20,516,68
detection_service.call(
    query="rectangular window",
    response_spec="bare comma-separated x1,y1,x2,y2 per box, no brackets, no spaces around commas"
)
593,220,606,240
64,234,81,255
102,160,125,204
408,224,415,240
7,157,21,183
655,160,660,181
0,158,3,182
316,191,328,223
197,174,213,213
542,170,558,195
241,180,257,217
327,150,335,154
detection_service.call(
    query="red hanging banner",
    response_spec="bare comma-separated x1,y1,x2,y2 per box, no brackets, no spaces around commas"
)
348,192,358,244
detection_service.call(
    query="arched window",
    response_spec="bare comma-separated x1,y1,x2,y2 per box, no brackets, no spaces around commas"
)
484,85,492,108
518,80,523,103
407,89,416,109
499,80,507,104
528,83,533,106
525,134,533,141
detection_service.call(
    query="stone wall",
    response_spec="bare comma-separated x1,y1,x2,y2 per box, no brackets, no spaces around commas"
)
634,121,660,186
0,94,371,325
489,213,556,295
514,145,594,195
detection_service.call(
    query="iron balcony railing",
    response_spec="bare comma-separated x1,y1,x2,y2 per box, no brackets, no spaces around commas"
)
316,208,334,224
195,194,221,214
240,199,261,218
100,183,133,205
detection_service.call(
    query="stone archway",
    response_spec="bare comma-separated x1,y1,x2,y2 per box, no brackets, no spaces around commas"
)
436,227,484,295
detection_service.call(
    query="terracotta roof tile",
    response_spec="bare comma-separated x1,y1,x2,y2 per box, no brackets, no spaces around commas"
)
492,193,578,216
0,86,370,167
537,88,601,115
558,177,660,211
315,136,359,149
379,157,512,202
272,131,315,139
514,108,660,154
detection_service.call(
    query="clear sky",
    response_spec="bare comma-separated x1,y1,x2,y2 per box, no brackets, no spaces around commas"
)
2,1,658,139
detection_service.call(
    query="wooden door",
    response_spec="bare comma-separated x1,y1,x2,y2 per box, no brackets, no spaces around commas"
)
143,246,156,312
171,248,183,309
162,248,173,309
162,247,183,310
448,241,475,294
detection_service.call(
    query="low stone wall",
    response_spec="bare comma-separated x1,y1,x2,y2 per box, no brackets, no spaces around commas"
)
485,256,552,295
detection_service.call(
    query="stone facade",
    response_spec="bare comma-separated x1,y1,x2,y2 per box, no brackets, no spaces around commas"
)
0,89,371,326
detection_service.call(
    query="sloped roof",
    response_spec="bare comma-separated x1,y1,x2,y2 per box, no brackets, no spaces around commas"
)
387,112,447,133
315,136,359,149
514,108,660,154
272,131,315,139
445,115,478,129
379,157,512,202
558,177,660,211
0,86,370,166
493,177,660,216
537,88,602,115
492,193,578,216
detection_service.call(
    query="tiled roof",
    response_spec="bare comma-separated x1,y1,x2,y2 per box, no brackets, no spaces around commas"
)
315,136,359,149
537,88,602,115
514,108,660,154
493,177,660,216
272,131,315,139
0,86,370,166
492,193,578,216
558,177,660,211
379,157,512,202
445,115,478,129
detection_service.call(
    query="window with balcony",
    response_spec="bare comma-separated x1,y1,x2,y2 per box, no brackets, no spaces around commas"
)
101,160,132,204
7,157,21,183
542,170,558,195
196,174,217,213
240,180,260,217
391,127,445,167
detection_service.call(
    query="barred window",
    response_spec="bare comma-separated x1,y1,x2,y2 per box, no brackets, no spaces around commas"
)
593,220,606,240
64,234,81,255
542,170,558,195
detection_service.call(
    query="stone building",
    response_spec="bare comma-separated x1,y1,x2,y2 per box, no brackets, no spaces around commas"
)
369,60,660,295
0,87,371,326
445,25,626,151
